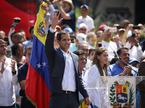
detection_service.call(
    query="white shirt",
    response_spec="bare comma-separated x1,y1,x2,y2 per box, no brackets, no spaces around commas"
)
83,65,108,108
129,45,143,62
82,58,93,78
77,15,95,32
101,40,118,61
61,50,76,92
0,57,18,106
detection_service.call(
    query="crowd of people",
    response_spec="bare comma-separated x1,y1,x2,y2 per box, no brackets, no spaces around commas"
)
0,0,145,108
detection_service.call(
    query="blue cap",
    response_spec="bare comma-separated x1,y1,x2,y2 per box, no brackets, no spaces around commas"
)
63,27,73,34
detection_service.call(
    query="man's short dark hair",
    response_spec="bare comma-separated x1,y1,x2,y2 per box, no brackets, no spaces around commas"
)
56,31,69,41
117,47,129,56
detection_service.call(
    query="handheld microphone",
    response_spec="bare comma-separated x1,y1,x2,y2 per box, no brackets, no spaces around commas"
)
113,51,138,75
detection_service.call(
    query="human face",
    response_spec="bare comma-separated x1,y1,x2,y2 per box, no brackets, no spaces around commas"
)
88,35,97,46
58,33,71,52
78,27,87,34
26,48,32,63
78,43,89,57
11,35,19,44
0,43,7,56
119,49,129,64
103,31,112,40
98,51,108,65
80,8,88,17
0,31,5,39
96,30,103,42
134,29,141,40
78,54,87,72
62,1,71,12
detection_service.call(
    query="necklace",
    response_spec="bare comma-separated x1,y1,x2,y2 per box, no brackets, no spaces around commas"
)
102,68,106,76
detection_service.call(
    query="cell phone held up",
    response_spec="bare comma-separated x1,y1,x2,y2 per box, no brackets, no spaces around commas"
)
11,17,21,28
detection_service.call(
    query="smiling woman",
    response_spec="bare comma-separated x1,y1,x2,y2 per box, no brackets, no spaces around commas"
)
83,47,109,108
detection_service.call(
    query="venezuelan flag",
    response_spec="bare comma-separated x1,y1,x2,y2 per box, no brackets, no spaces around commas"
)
25,1,51,108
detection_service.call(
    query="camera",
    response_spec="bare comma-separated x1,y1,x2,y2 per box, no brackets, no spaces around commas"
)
13,17,21,23
11,17,21,27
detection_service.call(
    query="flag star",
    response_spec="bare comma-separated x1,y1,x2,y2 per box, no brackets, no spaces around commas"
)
42,62,46,67
37,63,41,68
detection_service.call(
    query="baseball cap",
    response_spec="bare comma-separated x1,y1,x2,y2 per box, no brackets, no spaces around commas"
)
63,27,73,34
80,4,89,10
76,33,87,43
78,23,87,30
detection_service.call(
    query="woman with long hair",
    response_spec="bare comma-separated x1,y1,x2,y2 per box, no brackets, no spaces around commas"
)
83,47,109,108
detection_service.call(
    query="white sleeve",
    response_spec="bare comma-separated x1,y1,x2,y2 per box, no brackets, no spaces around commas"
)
87,18,95,31
12,73,18,85
137,45,143,61
8,27,15,47
83,65,98,88
76,17,82,28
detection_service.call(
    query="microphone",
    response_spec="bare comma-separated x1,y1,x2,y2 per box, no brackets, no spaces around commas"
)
125,62,138,75
113,51,138,75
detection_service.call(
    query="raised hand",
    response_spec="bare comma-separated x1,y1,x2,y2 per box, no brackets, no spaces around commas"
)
51,12,61,30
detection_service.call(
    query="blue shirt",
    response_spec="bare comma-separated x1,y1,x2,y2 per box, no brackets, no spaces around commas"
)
108,63,123,76
108,63,138,76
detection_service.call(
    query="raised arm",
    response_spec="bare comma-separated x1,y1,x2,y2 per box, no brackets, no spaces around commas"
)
45,12,60,68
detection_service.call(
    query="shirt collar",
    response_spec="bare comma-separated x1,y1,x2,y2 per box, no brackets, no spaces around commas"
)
60,49,70,55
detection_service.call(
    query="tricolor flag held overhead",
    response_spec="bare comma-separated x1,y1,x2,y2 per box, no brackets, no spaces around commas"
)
25,1,51,108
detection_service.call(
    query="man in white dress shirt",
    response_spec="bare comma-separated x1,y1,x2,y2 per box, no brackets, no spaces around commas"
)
45,13,90,108
0,39,18,108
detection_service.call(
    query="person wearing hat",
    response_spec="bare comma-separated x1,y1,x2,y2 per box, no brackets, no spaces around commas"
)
77,23,88,34
53,0,76,31
76,4,95,32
